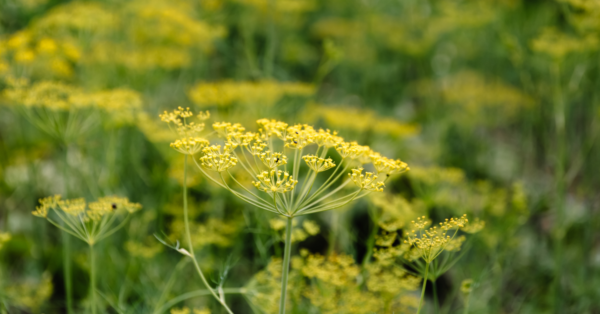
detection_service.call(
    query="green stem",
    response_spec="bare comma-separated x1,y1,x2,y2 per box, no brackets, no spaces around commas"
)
63,145,73,314
90,244,97,314
551,62,566,314
417,263,430,314
328,210,338,255
463,292,471,314
279,216,293,314
62,231,73,314
433,279,439,314
183,155,234,314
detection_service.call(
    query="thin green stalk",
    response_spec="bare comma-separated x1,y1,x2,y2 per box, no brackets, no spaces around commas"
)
417,263,430,314
463,292,471,314
62,145,73,314
62,231,73,314
183,155,234,314
433,279,439,314
328,210,338,254
551,62,566,314
90,244,97,314
279,217,293,314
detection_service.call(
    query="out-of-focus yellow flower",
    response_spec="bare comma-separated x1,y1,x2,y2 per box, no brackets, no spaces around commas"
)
303,103,419,138
404,215,471,263
415,71,535,126
531,27,598,60
0,232,11,251
188,80,314,107
2,80,142,124
33,195,142,245
5,272,53,312
125,239,163,259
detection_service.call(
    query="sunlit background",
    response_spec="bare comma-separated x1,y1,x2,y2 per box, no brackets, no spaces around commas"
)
0,0,599,313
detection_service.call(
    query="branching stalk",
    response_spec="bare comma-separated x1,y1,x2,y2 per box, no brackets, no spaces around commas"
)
183,155,234,314
278,217,293,314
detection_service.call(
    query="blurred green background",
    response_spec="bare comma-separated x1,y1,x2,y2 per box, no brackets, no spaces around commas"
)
0,0,599,313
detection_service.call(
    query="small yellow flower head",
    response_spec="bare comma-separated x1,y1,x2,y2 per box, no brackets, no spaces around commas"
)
197,111,210,120
440,214,469,230
59,198,87,217
228,131,257,148
248,139,267,155
0,232,12,251
170,307,190,314
199,145,238,172
32,195,62,218
335,142,369,159
213,122,245,138
257,119,289,140
444,235,466,252
461,279,474,295
349,168,385,192
213,122,231,136
260,151,287,169
302,220,320,236
159,106,194,126
87,196,142,221
313,129,343,147
375,231,397,247
411,216,430,229
170,137,209,155
284,124,316,149
403,215,471,263
303,155,336,172
160,108,209,152
269,218,287,230
462,218,485,234
372,156,410,175
253,170,298,193
358,149,376,164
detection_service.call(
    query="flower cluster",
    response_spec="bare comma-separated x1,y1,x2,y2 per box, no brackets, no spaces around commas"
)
159,114,410,217
32,195,142,245
199,145,238,172
160,107,211,155
404,215,470,263
303,155,335,172
188,80,315,107
253,170,298,193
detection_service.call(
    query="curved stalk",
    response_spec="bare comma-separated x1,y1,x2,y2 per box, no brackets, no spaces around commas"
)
417,262,430,314
278,217,293,314
90,244,97,314
183,155,235,314
463,291,471,314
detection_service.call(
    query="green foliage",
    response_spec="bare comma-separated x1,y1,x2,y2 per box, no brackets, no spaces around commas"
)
1,0,599,313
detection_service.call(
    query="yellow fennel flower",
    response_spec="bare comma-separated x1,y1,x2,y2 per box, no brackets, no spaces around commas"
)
160,107,211,154
199,145,238,172
303,155,336,172
253,170,298,193
260,151,288,169
349,168,385,192
32,195,141,245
